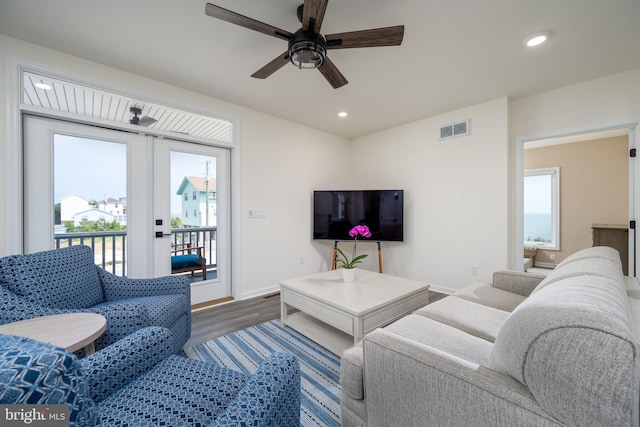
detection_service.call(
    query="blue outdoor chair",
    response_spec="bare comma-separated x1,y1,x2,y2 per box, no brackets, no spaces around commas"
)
0,245,191,353
0,327,301,426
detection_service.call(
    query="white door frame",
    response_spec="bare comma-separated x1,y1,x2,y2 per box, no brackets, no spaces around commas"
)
512,121,639,276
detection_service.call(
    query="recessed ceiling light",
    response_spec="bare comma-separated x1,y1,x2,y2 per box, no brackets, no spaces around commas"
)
522,31,550,47
338,111,348,118
34,82,52,90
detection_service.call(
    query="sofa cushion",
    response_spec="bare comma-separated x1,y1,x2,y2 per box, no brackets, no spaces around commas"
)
98,354,249,425
384,314,493,365
490,274,638,427
89,299,151,348
341,314,493,405
453,281,527,312
171,254,202,270
0,246,104,309
125,294,190,327
415,296,510,343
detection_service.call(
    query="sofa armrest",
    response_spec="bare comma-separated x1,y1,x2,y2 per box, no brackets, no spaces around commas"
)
362,329,561,427
211,353,301,427
100,269,190,301
80,326,174,403
491,271,546,297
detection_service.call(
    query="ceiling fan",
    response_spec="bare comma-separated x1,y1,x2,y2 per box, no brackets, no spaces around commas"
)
129,107,157,126
204,0,404,89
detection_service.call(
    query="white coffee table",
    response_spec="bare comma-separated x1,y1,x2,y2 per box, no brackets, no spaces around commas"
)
0,313,107,355
280,269,429,355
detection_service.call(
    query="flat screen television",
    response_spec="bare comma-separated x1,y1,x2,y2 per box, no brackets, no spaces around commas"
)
313,190,404,241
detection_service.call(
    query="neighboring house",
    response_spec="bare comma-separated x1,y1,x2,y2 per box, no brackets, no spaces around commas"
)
60,194,91,222
61,195,127,226
98,197,127,225
176,176,216,227
72,209,115,227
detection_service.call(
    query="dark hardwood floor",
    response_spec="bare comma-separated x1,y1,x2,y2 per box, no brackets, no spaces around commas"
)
186,292,281,348
186,290,447,348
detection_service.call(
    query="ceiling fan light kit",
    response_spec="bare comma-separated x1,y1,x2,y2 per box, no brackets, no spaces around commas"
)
289,29,327,69
204,0,404,89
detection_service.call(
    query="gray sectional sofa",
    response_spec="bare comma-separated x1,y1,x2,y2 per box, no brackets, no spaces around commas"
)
340,246,640,426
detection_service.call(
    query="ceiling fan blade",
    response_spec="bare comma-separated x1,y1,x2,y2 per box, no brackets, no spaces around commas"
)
302,0,329,33
138,116,157,127
251,52,290,79
318,58,348,89
326,25,404,49
205,3,293,41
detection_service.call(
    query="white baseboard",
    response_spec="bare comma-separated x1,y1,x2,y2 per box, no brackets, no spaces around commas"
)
239,285,280,301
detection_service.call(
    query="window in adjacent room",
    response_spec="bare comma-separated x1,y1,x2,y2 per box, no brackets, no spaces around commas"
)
524,167,560,250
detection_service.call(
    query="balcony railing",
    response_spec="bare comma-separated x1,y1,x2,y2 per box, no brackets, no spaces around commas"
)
54,227,217,277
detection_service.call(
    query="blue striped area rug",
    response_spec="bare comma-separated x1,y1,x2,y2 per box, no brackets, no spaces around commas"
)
184,320,341,427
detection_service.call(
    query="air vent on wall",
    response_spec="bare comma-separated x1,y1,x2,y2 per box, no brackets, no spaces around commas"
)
439,119,470,140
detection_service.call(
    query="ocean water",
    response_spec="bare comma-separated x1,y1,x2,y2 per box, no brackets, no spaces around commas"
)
524,213,552,243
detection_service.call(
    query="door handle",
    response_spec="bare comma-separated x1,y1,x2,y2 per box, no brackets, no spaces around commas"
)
155,232,171,238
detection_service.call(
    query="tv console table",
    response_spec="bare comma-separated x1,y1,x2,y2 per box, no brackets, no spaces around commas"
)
280,269,429,355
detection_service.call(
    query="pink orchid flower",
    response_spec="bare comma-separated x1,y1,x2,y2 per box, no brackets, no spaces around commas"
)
337,225,372,269
349,225,371,238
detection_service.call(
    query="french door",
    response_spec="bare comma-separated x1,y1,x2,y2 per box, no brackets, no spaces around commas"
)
23,115,231,304
153,139,231,303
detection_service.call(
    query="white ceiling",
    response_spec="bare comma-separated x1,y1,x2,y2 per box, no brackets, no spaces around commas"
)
1,0,639,139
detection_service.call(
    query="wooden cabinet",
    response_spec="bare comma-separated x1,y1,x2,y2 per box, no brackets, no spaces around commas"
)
592,224,628,275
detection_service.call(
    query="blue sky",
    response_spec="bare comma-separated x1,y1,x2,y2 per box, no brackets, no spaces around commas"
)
54,135,216,216
524,174,551,213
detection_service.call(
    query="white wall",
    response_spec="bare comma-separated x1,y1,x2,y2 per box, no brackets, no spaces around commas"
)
511,68,640,139
0,34,350,299
349,98,510,293
238,110,351,297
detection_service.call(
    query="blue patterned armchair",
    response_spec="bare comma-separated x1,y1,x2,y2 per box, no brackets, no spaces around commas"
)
0,327,301,426
0,245,190,353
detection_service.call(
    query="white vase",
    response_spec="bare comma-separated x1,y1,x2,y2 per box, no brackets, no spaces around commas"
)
342,268,356,283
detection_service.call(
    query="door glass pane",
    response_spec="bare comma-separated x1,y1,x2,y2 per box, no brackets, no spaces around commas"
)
170,152,217,283
54,135,128,275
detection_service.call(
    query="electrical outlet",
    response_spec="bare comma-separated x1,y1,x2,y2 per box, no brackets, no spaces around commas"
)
471,265,478,276
550,254,556,261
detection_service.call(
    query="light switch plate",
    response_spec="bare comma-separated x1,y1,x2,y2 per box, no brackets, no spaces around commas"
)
249,209,267,218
